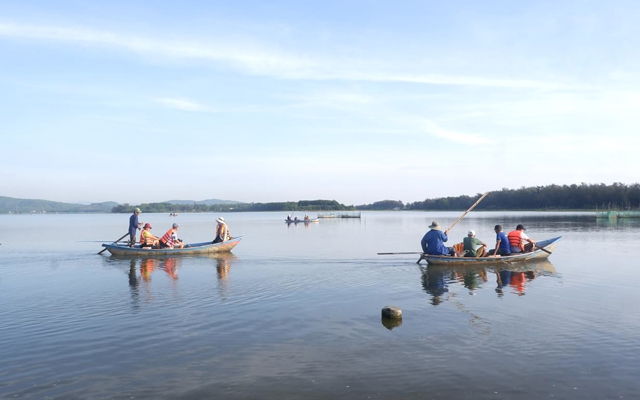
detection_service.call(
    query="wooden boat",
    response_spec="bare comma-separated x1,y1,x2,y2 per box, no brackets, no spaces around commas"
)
417,236,561,266
101,236,243,256
285,218,319,224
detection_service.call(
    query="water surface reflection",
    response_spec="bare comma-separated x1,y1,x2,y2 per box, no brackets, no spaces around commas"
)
108,254,238,304
421,260,558,304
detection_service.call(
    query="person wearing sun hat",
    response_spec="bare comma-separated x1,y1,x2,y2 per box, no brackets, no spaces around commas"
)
420,221,455,256
212,217,231,244
139,223,160,249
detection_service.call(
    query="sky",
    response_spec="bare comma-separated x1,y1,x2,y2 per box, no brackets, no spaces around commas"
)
1,0,639,206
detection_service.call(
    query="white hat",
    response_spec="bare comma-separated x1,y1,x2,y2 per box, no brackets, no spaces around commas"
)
468,230,475,237
428,221,441,229
216,217,225,224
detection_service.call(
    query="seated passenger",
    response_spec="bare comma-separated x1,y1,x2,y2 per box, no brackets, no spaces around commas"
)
463,230,487,257
489,225,511,256
212,217,231,243
139,223,160,248
508,224,536,253
420,221,456,256
160,223,184,249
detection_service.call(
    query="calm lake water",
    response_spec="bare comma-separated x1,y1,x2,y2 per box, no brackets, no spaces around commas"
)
1,211,639,399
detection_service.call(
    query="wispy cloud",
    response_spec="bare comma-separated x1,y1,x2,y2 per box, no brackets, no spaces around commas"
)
155,97,208,112
0,22,561,89
398,116,491,145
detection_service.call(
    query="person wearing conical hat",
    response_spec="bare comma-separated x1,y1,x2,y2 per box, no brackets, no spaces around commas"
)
420,221,455,256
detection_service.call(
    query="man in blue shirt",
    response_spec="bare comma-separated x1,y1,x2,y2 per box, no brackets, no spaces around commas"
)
490,224,511,256
421,221,455,256
128,208,142,248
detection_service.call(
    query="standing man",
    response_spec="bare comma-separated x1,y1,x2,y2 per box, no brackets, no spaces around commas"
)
490,225,511,256
129,208,142,248
421,221,455,256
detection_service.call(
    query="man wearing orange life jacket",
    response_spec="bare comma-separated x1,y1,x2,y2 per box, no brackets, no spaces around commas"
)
160,223,184,249
507,224,536,253
139,223,160,248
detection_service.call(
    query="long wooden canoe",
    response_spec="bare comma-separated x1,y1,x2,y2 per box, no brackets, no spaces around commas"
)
285,219,319,224
101,236,243,256
418,236,561,266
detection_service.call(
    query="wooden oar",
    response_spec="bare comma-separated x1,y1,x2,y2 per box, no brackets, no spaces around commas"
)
535,244,552,255
97,232,129,255
378,192,489,261
445,192,489,232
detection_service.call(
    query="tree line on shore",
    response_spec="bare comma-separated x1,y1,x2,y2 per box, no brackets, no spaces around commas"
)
110,182,640,213
358,182,640,211
111,199,356,213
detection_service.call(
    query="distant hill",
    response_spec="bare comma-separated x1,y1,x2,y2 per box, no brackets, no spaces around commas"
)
164,199,243,205
0,196,118,213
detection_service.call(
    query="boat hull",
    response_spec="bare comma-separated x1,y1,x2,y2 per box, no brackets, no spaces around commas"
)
285,219,319,224
102,236,243,256
420,236,561,266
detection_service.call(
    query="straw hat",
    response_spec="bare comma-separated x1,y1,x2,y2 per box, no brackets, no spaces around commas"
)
428,221,441,230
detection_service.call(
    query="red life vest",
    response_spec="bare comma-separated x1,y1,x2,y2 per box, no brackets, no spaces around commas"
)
507,230,525,251
161,228,177,246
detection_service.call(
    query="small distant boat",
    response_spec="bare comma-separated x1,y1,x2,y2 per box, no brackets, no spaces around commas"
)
169,213,179,217
418,236,561,266
101,236,243,256
285,218,319,224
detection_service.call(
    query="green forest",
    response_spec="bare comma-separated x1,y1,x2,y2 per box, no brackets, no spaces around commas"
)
357,183,640,211
5,182,637,214
111,199,355,213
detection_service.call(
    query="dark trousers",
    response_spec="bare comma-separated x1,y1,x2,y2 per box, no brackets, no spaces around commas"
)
489,248,511,256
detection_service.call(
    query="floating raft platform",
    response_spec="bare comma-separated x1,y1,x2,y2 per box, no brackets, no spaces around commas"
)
317,211,361,219
596,210,640,219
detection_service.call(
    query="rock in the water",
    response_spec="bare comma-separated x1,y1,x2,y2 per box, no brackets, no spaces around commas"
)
381,306,402,319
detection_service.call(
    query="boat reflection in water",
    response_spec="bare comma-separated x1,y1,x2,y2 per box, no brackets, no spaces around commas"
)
115,254,237,303
421,259,558,305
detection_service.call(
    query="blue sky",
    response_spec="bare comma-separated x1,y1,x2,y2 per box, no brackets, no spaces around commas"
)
1,0,639,205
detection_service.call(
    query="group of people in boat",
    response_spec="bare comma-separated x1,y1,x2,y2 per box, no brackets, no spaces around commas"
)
128,208,230,249
420,220,536,257
286,214,313,222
